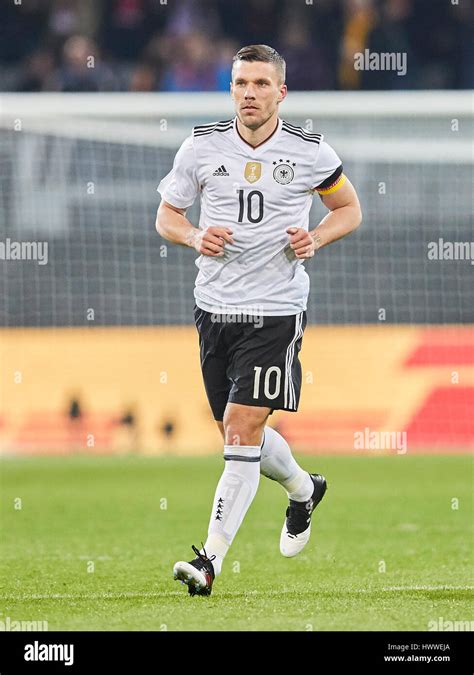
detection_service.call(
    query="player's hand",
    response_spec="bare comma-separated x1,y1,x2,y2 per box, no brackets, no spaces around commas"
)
286,227,316,259
192,227,234,257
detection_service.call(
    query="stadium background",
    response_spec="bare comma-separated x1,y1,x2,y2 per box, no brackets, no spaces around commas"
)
0,0,472,637
0,0,472,456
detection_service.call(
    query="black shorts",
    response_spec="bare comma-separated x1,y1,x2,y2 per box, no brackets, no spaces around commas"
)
194,304,307,421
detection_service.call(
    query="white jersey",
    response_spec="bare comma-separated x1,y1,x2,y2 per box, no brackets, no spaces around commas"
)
158,117,343,315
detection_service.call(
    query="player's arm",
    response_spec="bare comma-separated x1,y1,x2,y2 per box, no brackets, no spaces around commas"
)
287,176,362,259
155,133,234,257
310,177,362,250
156,201,234,257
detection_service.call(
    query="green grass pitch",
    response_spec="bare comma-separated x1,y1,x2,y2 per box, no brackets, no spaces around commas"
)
0,454,472,631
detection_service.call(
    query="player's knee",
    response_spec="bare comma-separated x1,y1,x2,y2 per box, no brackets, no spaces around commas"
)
223,412,265,446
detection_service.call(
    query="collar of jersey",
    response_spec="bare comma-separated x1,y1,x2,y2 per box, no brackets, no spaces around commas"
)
232,117,283,153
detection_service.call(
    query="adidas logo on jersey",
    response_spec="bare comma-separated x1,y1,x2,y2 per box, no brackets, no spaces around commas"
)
213,165,229,176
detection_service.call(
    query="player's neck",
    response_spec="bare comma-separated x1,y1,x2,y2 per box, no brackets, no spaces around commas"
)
236,114,280,149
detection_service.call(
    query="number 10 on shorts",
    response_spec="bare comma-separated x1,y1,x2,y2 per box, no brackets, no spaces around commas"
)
253,366,282,400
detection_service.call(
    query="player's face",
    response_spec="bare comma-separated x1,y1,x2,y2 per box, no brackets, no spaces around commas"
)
231,61,287,130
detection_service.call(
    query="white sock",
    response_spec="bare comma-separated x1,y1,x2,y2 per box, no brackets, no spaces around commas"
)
203,443,261,576
259,426,313,502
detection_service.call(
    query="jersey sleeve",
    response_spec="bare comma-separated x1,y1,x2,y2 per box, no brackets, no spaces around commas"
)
312,140,346,195
157,135,199,209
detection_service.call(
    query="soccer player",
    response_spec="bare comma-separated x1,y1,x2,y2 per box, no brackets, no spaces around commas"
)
156,45,362,596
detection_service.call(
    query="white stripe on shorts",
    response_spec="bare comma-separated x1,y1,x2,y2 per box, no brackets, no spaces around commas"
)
284,312,303,409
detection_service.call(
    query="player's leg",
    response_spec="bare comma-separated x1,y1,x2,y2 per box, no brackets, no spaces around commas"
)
225,311,327,557
174,307,270,595
218,418,325,556
261,426,327,557
216,419,314,502
200,402,270,577
174,402,269,596
260,425,314,498
173,305,233,596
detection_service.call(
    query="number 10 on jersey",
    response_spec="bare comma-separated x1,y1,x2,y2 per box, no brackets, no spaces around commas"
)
238,189,264,224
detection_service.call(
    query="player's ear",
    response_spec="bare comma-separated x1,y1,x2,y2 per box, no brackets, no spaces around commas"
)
277,84,287,104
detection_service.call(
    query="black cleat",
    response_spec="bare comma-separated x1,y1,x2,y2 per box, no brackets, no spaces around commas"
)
173,544,216,596
280,473,327,557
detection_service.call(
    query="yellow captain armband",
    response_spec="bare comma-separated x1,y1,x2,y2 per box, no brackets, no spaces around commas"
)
315,173,347,196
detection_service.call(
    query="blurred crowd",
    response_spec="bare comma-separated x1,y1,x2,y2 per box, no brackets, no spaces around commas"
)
0,0,472,92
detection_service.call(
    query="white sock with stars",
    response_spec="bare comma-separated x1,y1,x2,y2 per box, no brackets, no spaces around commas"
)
202,443,261,576
259,426,314,502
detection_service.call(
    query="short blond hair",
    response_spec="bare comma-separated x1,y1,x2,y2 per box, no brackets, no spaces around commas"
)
232,45,286,84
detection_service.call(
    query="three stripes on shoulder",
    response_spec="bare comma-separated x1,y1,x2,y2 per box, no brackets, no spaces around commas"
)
281,122,321,145
194,120,234,138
